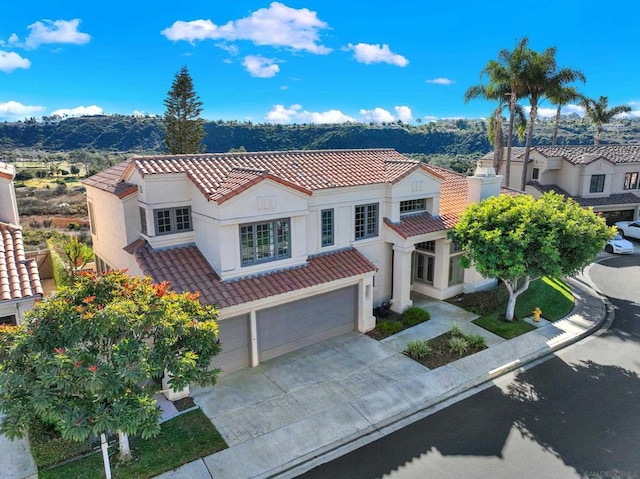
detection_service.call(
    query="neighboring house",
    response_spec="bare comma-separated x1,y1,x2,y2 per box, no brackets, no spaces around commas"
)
84,149,512,372
0,162,43,325
485,145,640,224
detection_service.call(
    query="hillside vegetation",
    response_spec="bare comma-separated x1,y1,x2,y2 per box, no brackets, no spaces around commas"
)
3,115,640,158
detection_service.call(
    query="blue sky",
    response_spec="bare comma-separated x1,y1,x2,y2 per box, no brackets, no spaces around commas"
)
1,0,639,124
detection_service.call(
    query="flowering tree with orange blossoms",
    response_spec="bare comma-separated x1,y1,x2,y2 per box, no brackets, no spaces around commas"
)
0,270,220,467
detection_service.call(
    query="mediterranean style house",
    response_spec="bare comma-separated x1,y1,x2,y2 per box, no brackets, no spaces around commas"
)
484,145,640,224
0,162,43,325
84,149,512,373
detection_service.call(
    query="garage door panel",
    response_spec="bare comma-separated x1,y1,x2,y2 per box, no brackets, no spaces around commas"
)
257,286,357,361
210,314,250,374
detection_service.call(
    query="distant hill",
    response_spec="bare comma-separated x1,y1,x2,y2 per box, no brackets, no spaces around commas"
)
2,114,640,156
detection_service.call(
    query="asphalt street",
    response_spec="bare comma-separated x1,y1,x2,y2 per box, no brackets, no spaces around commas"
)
299,254,640,479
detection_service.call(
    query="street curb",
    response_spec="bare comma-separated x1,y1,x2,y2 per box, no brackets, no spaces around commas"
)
265,274,611,479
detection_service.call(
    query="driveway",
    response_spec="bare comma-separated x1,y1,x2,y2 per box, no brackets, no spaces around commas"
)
192,332,429,447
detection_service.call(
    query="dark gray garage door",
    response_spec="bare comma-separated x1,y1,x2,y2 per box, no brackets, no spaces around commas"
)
257,286,358,362
600,209,635,225
210,314,250,374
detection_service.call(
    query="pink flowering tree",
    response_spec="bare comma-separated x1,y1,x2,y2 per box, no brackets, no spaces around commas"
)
0,270,220,465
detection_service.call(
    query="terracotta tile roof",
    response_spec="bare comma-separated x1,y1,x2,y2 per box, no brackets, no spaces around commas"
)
86,149,432,203
530,182,640,208
0,222,43,301
430,165,519,226
484,145,640,165
0,162,15,181
384,214,447,239
127,241,376,309
82,161,138,198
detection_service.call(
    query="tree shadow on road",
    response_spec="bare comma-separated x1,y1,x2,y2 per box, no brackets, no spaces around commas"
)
301,356,640,479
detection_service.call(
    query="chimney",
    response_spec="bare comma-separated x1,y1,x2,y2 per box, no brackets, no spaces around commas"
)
0,162,20,225
467,161,503,205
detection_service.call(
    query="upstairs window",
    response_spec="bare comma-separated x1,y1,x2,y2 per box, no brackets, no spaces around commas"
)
532,168,540,180
355,203,379,240
589,174,605,193
140,207,148,235
400,199,426,216
88,202,96,235
321,209,334,247
624,172,639,190
154,207,192,235
240,219,290,266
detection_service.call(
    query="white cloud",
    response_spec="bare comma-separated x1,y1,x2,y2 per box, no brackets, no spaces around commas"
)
0,100,45,121
347,43,408,67
426,77,454,85
395,106,412,122
526,103,586,118
243,55,280,78
280,85,288,90
8,33,19,45
265,104,354,124
23,19,90,49
50,105,103,118
162,2,331,54
0,50,31,72
360,107,396,123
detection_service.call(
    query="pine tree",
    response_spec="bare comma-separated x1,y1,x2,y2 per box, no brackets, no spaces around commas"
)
163,66,205,154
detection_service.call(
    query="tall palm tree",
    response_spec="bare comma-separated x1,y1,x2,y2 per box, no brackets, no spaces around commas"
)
519,47,585,190
582,96,631,145
548,85,582,145
464,83,507,171
482,38,530,186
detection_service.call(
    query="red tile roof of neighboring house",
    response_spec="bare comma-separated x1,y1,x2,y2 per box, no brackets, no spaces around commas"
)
483,145,640,165
530,182,640,208
0,222,43,301
127,241,376,309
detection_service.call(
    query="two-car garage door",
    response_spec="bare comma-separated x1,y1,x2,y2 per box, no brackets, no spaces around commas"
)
211,286,358,373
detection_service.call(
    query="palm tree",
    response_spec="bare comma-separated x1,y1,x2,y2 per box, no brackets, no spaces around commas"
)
482,38,530,186
582,96,631,145
519,47,585,190
464,82,527,173
464,84,507,171
548,85,582,145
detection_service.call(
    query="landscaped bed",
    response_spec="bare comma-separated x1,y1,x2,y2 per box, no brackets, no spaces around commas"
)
404,323,487,369
366,306,431,340
36,408,227,479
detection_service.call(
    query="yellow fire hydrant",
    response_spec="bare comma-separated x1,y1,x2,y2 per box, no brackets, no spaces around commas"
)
533,307,542,322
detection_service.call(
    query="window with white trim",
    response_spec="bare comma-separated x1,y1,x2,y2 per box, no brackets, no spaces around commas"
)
448,241,465,286
355,203,379,240
321,209,334,247
88,201,96,234
413,241,435,284
240,219,290,266
140,207,148,235
589,174,605,193
624,172,639,190
153,207,192,235
400,199,426,216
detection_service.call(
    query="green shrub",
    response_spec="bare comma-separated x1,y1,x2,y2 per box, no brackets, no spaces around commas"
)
402,306,430,327
67,222,79,230
378,320,403,336
28,418,90,468
450,322,462,337
405,340,432,359
466,333,486,349
448,336,469,355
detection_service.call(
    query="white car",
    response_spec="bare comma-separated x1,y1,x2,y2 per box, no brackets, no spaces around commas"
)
615,220,640,240
605,234,635,254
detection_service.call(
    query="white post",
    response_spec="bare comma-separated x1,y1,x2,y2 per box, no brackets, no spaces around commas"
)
100,433,112,479
391,244,415,313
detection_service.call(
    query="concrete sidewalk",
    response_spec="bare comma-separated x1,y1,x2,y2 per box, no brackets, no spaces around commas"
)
1,273,606,479
157,274,608,479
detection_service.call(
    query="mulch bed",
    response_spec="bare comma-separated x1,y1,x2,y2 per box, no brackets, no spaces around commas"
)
408,332,487,369
172,396,196,412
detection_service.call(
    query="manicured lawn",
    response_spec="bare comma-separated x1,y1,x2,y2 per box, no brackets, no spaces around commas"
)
473,313,536,339
39,409,227,479
450,277,575,340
